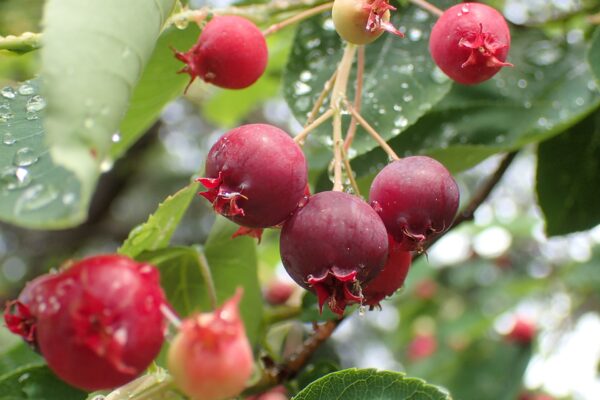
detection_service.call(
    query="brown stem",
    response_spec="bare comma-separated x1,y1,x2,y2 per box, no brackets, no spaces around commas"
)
340,146,361,196
343,45,365,151
409,0,443,17
306,70,337,126
263,2,333,36
294,108,334,145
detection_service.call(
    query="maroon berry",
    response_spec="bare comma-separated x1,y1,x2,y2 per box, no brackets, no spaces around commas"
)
264,280,295,306
280,191,388,315
198,124,308,230
506,318,536,345
174,16,268,90
3,273,61,349
369,156,459,251
168,290,253,400
34,255,167,391
363,237,412,306
429,2,512,85
332,0,403,45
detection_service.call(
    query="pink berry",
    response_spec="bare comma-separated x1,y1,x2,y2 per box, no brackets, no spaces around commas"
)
198,124,308,230
363,237,412,306
332,0,403,45
429,2,512,85
280,191,389,315
369,156,459,251
407,333,437,361
264,280,295,306
174,16,268,90
168,290,253,400
506,318,536,345
34,255,167,391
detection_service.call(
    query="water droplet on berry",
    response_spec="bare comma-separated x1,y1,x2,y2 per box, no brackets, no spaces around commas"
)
1,87,16,99
13,147,38,167
461,4,470,13
2,132,16,145
25,95,46,112
17,83,34,96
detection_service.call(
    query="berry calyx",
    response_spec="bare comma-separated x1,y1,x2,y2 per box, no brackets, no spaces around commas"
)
429,3,512,85
332,0,403,45
280,191,389,315
174,16,268,90
168,289,253,400
199,124,308,230
33,255,167,391
363,236,412,307
369,156,459,252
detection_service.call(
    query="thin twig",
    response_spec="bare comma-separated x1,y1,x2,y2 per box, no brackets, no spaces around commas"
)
0,32,41,53
344,45,365,151
263,2,333,36
294,108,334,145
306,70,337,125
196,248,218,310
344,101,400,161
340,146,361,196
409,0,443,17
160,304,182,329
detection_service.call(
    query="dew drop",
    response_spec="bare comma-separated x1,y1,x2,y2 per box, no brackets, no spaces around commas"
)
17,84,34,96
322,18,335,31
13,147,38,167
394,116,408,128
461,4,470,13
62,192,76,205
25,95,46,112
2,132,16,145
517,79,528,89
408,28,422,41
17,373,30,383
403,94,414,102
1,87,16,99
173,16,189,30
0,167,31,190
525,41,563,66
15,184,59,214
100,158,114,172
294,81,311,96
0,109,14,122
413,9,429,21
393,104,403,112
111,132,121,143
575,97,584,106
299,70,313,82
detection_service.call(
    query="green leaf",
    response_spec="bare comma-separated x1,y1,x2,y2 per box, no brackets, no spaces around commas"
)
589,27,600,84
353,28,600,174
113,25,200,159
140,217,263,344
536,112,600,236
41,0,176,220
118,181,199,258
0,79,86,228
292,368,451,400
0,364,86,400
0,343,42,377
283,4,452,157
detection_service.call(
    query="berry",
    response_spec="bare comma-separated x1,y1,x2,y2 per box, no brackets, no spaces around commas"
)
506,317,536,345
332,0,403,45
174,16,268,90
407,333,437,361
3,273,61,349
280,191,388,315
198,124,308,230
246,385,288,400
168,290,253,400
264,280,296,306
363,237,412,307
34,255,167,391
429,2,512,85
369,156,459,251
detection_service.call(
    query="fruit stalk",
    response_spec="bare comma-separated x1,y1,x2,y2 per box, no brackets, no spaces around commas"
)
306,70,337,125
294,108,334,145
344,45,365,151
263,2,334,36
196,248,218,310
344,101,400,160
409,0,443,17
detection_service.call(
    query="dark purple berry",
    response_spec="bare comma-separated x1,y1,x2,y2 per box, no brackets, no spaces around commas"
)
280,191,388,315
198,124,308,230
369,156,459,251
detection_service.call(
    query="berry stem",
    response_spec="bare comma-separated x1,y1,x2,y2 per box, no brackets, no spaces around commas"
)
196,247,218,310
263,2,334,36
409,0,443,17
306,70,337,125
343,45,365,152
340,145,361,196
160,303,182,329
331,43,357,191
294,108,334,145
0,32,41,53
343,101,400,161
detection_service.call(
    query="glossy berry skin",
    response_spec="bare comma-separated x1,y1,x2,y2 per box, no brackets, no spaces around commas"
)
506,318,536,345
363,237,412,307
429,3,512,85
332,0,402,45
174,16,268,90
34,255,167,391
369,156,459,251
199,124,308,229
168,290,253,400
280,191,388,315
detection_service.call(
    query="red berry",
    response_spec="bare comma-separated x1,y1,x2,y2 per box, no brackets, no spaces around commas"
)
369,156,459,251
506,318,536,345
198,124,308,229
429,2,512,85
3,273,61,349
174,16,268,90
246,385,288,400
363,237,412,306
34,255,167,391
280,191,389,315
264,280,295,306
407,333,437,361
168,290,253,400
414,279,438,300
332,0,403,45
